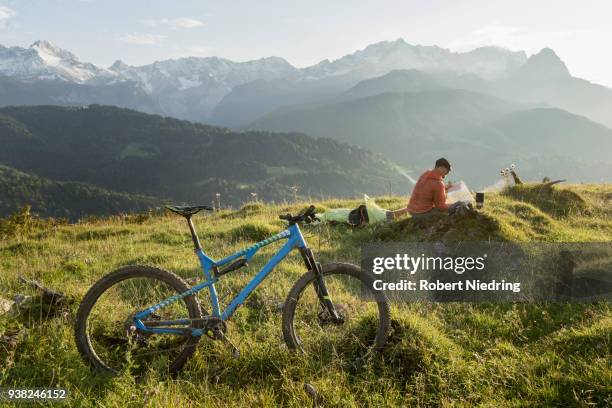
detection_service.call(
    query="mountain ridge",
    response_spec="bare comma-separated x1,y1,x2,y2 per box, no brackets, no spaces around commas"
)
2,38,611,129
0,39,550,123
513,48,571,80
250,81,612,186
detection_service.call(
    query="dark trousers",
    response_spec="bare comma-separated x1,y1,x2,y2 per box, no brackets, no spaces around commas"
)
409,208,445,219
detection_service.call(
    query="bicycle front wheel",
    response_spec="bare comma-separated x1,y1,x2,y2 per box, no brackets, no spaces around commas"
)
75,265,203,376
282,263,390,362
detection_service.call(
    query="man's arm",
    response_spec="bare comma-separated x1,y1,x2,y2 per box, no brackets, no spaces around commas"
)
433,181,450,211
386,207,409,220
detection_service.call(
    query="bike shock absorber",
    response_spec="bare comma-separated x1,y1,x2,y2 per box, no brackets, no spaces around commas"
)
299,247,344,324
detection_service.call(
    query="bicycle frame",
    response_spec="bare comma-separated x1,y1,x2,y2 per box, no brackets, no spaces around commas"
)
133,222,308,336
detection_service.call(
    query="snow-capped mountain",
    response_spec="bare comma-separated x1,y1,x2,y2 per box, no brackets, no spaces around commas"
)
0,40,115,83
0,39,609,128
0,39,527,96
108,55,298,119
0,40,300,120
210,41,528,126
110,56,297,93
302,39,527,80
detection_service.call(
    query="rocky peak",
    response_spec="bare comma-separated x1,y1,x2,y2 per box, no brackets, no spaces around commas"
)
515,48,570,80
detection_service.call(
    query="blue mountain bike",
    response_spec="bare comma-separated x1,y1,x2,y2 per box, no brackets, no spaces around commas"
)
75,205,390,375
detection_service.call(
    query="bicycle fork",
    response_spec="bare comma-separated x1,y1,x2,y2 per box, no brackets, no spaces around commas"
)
298,247,344,325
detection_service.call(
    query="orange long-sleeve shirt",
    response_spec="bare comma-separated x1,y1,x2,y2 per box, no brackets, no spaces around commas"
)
407,169,449,214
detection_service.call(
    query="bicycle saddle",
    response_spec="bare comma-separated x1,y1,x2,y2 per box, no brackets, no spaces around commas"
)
165,205,214,217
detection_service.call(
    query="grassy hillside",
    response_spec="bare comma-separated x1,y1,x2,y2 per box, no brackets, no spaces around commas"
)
0,105,405,208
0,184,610,406
0,165,161,219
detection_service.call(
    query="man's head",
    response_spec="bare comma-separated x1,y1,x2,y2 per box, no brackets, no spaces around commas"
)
434,158,451,177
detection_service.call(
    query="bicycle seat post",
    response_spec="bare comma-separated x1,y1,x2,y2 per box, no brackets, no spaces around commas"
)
185,215,202,251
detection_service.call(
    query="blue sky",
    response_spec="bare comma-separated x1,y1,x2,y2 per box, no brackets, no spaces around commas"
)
1,0,611,86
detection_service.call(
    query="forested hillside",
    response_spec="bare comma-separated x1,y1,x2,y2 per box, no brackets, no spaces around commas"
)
0,105,406,215
0,165,161,219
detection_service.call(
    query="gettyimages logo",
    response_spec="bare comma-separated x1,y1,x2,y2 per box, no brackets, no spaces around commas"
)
362,242,612,302
372,253,487,275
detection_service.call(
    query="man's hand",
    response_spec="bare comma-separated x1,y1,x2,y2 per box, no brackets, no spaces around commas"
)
445,182,454,191
387,207,409,221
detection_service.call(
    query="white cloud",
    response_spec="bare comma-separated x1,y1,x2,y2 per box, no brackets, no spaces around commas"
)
143,17,204,29
449,24,611,56
119,33,165,45
448,24,612,86
448,24,574,54
0,4,16,29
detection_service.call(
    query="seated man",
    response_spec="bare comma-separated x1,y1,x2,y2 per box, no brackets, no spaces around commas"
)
387,158,452,220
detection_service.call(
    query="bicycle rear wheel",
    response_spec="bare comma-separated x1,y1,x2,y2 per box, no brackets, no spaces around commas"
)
282,263,390,363
75,266,203,376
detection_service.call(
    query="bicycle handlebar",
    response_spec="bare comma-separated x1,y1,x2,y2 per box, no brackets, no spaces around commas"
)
279,205,318,225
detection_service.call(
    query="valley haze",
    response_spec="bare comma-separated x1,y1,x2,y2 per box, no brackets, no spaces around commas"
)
1,38,611,214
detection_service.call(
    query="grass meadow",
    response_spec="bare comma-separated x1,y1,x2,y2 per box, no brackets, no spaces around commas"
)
0,184,610,407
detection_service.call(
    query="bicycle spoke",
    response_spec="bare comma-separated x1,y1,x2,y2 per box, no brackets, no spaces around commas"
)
291,273,382,360
86,276,195,374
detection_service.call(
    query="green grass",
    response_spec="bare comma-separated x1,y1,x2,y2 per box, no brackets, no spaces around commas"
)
0,184,610,407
